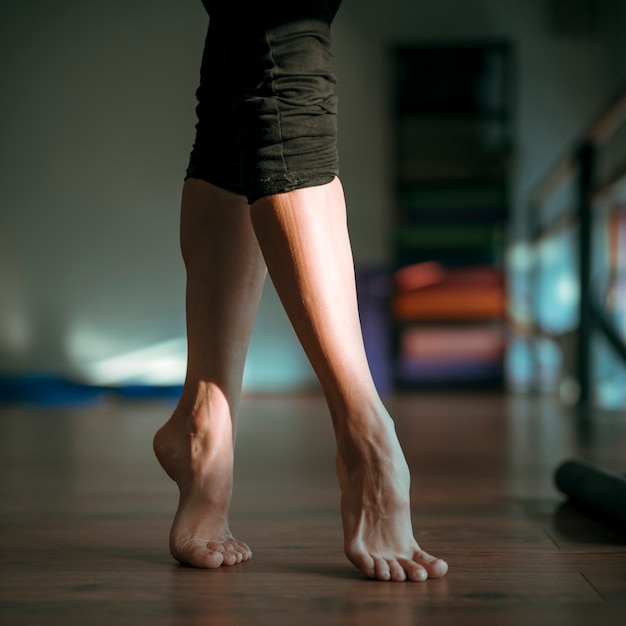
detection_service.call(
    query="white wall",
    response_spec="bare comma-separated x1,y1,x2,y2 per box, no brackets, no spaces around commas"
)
0,0,623,390
1,0,199,384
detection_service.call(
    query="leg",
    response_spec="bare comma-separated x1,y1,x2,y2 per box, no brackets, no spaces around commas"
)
154,179,266,568
251,179,448,582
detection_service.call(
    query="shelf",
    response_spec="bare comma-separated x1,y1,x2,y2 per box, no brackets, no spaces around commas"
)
395,42,512,117
391,41,513,389
397,182,508,221
392,292,506,322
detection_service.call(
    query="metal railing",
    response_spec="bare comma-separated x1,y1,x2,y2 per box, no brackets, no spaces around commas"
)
529,85,626,407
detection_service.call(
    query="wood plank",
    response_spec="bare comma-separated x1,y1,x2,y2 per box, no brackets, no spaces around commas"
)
1,393,626,626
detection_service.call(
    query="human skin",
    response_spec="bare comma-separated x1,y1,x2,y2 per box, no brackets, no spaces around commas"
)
154,177,448,581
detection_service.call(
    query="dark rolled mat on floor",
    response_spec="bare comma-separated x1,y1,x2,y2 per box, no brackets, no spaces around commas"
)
554,458,626,528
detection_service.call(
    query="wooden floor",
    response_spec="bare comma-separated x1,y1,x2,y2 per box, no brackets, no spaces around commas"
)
1,392,625,625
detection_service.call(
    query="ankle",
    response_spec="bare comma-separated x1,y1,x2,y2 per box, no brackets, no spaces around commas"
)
174,381,236,430
331,396,393,443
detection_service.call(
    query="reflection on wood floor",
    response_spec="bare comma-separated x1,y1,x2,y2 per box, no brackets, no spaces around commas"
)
1,392,625,625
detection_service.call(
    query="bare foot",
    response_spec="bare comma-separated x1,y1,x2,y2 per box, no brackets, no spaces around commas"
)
153,408,251,568
336,412,448,582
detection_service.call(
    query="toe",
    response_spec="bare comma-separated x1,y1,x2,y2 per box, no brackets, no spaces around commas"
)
415,551,448,579
345,546,376,579
399,558,428,582
172,538,223,569
205,541,243,567
221,551,238,566
206,541,227,556
233,540,252,560
388,560,407,582
373,557,391,581
188,547,225,569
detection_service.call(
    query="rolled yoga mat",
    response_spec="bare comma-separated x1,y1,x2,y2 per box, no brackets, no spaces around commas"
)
554,458,626,528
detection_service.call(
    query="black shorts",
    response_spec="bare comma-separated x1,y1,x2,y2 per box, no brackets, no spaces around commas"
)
185,1,343,204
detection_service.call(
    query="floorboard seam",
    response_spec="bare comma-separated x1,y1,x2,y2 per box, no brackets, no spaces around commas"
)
580,572,606,602
543,529,560,550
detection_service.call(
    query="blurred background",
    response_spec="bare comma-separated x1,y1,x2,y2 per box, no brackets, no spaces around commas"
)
1,0,625,407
